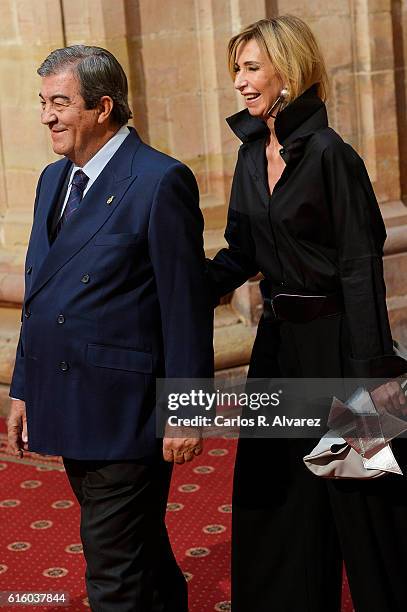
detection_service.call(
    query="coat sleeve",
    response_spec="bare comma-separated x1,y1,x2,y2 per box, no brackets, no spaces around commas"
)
9,167,47,401
9,334,25,400
323,141,406,378
207,151,259,302
148,162,214,379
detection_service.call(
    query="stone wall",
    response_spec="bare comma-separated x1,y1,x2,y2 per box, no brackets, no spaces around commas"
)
0,0,407,415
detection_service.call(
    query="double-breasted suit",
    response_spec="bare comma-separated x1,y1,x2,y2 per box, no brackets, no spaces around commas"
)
10,128,214,460
10,126,214,611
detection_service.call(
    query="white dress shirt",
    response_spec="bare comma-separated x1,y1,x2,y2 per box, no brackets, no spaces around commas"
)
60,125,130,218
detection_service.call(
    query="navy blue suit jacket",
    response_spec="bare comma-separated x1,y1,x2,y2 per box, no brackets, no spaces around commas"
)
10,128,214,459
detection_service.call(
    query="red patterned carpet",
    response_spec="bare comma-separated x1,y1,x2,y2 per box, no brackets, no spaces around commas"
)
0,419,353,611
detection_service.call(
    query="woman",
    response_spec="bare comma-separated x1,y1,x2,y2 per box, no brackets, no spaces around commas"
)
208,15,407,612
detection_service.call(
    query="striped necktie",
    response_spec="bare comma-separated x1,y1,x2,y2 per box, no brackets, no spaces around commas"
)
61,169,89,225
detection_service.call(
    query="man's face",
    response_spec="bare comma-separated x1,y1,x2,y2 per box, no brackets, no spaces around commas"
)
39,70,100,165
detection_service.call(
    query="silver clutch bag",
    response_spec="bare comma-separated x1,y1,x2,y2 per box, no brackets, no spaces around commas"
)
304,344,407,479
303,434,402,479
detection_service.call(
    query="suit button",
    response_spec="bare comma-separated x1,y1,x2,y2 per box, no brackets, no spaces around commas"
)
26,266,32,275
24,310,31,318
81,274,90,284
59,361,69,372
57,314,65,324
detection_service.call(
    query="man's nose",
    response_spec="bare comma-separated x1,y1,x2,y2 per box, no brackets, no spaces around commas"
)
41,106,57,125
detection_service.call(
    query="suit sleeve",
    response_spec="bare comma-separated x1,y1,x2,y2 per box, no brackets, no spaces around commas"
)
9,167,47,401
148,163,214,379
9,335,25,400
323,142,406,377
207,151,259,302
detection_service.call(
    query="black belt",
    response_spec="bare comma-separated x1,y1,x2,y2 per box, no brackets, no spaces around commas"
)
263,292,343,324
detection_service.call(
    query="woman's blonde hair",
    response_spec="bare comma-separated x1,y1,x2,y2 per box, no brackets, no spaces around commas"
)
228,15,329,105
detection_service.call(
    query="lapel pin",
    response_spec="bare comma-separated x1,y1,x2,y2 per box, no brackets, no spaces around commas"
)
106,195,115,205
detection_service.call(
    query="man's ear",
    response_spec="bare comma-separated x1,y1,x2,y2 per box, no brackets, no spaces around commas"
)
97,96,114,124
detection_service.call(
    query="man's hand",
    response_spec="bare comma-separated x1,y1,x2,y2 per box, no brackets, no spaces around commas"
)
7,399,28,458
163,424,203,464
371,380,407,417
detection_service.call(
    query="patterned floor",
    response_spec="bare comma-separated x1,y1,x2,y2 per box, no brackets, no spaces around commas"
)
0,421,353,611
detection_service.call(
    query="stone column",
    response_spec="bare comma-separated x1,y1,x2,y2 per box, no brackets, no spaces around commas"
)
130,0,268,375
386,0,407,343
0,0,65,249
0,1,65,410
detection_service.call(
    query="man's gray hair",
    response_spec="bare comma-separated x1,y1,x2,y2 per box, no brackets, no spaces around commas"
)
37,45,132,126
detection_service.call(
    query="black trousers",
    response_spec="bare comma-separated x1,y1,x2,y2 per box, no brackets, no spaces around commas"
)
232,315,407,612
63,455,187,612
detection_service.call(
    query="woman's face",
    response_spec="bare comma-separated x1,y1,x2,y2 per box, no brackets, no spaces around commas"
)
233,38,283,120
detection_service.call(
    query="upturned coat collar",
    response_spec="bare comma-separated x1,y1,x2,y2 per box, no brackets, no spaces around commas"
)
226,85,328,149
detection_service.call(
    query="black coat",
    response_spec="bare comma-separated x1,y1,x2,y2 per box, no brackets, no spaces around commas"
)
209,88,407,612
210,86,405,379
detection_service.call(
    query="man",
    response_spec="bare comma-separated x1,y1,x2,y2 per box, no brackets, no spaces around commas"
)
7,45,213,611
